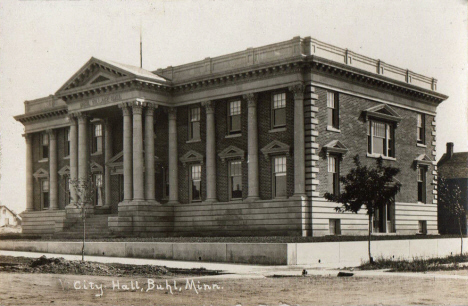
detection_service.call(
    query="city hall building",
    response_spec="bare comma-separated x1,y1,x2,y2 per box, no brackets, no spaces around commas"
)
15,37,447,237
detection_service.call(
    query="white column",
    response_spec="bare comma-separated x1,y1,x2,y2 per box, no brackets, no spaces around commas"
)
120,104,133,201
48,129,58,210
244,93,259,201
104,119,112,207
68,115,78,207
144,103,156,201
24,134,34,211
168,107,179,204
202,101,217,202
77,113,89,183
132,101,144,201
290,83,306,197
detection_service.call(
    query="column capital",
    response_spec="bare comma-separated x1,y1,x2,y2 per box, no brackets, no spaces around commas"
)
46,129,56,140
22,133,33,142
67,113,78,122
243,93,257,107
76,112,90,122
132,103,143,115
289,83,305,100
144,102,158,112
201,101,215,114
167,107,177,120
119,103,132,116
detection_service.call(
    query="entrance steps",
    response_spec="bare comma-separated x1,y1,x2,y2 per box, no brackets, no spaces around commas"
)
53,214,117,239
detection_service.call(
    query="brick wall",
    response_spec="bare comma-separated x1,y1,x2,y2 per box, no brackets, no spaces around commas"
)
314,87,436,203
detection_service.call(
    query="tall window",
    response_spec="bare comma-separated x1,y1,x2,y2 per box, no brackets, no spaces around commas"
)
367,121,395,157
417,167,426,203
163,167,170,199
190,164,202,202
328,155,340,196
228,101,241,134
417,113,425,144
188,107,201,141
229,160,242,200
418,220,427,234
273,156,287,198
41,132,49,159
65,128,70,156
94,173,103,206
41,179,49,209
327,91,339,129
65,176,70,205
92,124,103,154
272,93,286,128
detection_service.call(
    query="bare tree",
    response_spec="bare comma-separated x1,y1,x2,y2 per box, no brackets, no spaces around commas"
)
439,175,465,255
69,172,96,261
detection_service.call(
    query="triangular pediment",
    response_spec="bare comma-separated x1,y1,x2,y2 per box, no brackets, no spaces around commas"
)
364,104,402,123
323,140,349,155
218,145,245,163
58,165,70,176
108,151,124,165
90,161,103,173
180,150,204,166
33,168,49,180
414,154,434,167
261,140,290,160
55,57,168,96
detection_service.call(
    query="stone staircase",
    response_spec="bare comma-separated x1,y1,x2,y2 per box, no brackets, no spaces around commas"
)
53,214,116,239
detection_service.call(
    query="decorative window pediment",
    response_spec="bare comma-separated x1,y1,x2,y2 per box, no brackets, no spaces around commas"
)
414,154,434,168
108,151,123,165
90,161,103,173
322,140,349,156
363,104,402,124
218,145,245,163
180,150,204,166
33,168,49,181
58,165,70,177
261,140,290,160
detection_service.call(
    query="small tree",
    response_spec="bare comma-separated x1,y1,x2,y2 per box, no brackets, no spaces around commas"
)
439,175,465,255
325,155,401,263
69,172,96,261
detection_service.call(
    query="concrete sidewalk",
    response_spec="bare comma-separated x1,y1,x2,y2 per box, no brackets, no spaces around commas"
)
2,250,468,281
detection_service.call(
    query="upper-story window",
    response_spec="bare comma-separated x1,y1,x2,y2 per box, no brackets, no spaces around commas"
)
328,155,340,196
92,124,103,154
228,101,241,134
65,128,70,156
41,132,49,159
273,156,287,198
327,91,339,129
417,167,426,203
189,164,202,202
188,107,201,141
417,113,425,145
272,93,286,128
367,121,395,158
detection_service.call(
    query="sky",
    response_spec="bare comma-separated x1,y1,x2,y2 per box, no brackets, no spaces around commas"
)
0,0,466,213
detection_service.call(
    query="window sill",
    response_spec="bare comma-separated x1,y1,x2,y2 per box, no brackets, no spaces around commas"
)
186,139,201,144
225,133,242,139
38,158,49,163
63,156,70,160
91,151,102,156
416,143,427,148
326,126,341,133
269,127,286,133
366,153,396,161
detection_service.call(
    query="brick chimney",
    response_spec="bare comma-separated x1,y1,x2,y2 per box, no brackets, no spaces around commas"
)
446,142,454,159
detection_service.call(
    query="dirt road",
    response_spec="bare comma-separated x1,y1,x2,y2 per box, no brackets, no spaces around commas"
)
1,272,468,305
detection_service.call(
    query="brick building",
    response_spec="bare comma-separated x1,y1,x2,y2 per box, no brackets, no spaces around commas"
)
15,37,447,237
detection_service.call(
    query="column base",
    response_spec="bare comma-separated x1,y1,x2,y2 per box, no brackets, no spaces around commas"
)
290,193,308,201
246,196,260,202
65,203,77,209
204,198,217,203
